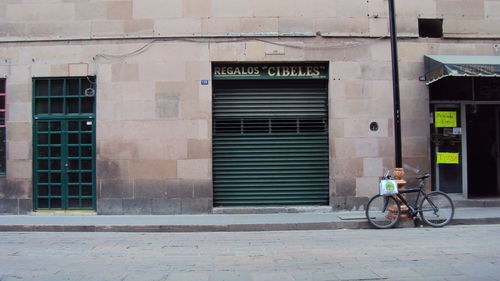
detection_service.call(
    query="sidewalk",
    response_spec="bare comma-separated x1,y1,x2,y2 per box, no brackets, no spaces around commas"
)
1,207,500,232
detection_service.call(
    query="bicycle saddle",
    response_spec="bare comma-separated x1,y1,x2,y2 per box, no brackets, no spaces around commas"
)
416,173,430,180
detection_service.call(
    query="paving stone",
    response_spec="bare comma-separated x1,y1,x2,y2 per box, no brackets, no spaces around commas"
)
209,272,252,281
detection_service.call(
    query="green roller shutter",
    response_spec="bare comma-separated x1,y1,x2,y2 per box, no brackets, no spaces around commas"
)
213,83,329,206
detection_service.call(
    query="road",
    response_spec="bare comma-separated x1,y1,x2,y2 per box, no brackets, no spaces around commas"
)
0,225,499,281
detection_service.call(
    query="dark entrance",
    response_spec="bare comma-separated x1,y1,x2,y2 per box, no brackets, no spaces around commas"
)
430,104,463,194
466,104,500,197
425,55,500,198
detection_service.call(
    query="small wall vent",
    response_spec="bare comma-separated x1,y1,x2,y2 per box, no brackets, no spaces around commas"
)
418,18,443,38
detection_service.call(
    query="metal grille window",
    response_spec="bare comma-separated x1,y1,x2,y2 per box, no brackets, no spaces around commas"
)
34,78,95,115
0,79,5,174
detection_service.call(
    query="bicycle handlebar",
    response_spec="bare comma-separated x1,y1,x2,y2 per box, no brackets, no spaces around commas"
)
416,173,431,180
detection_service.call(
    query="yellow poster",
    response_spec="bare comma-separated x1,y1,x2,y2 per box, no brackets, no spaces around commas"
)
437,152,460,164
435,111,457,127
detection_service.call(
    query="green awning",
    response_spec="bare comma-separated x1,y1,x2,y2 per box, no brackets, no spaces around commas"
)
424,55,500,85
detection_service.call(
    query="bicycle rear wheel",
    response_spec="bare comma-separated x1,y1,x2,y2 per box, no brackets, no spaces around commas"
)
419,191,454,227
366,195,400,229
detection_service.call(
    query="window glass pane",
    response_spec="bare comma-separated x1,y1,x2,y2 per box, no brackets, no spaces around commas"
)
68,173,79,183
82,146,92,157
69,134,79,144
51,198,62,208
81,98,93,113
67,98,79,113
67,79,80,96
37,122,49,131
82,199,92,208
50,134,61,144
38,186,49,196
68,159,79,170
0,95,5,109
81,133,91,144
51,80,64,96
50,122,61,131
38,147,49,157
38,160,48,170
50,98,64,114
50,160,61,170
36,99,49,114
0,80,5,93
69,147,79,157
68,121,79,131
82,173,92,183
38,173,49,183
50,147,61,157
82,185,92,196
38,198,49,208
51,185,61,196
0,128,5,173
69,198,80,208
69,186,80,196
81,160,92,170
38,134,49,144
51,173,61,183
35,80,49,96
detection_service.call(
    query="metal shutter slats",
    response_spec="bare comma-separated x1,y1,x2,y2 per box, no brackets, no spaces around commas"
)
213,86,329,206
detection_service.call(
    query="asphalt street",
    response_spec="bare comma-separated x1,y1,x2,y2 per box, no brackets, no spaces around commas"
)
0,225,499,281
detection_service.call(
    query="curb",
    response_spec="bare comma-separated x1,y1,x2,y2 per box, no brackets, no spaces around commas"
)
1,217,499,232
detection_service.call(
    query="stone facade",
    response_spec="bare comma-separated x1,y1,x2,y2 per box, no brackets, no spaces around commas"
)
0,0,499,214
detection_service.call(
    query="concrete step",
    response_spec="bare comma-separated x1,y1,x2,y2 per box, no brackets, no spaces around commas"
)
452,199,500,208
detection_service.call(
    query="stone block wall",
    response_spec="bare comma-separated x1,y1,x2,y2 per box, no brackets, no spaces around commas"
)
1,0,500,41
0,1,499,213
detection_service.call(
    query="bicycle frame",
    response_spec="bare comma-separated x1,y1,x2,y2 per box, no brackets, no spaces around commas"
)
382,180,435,217
394,189,425,216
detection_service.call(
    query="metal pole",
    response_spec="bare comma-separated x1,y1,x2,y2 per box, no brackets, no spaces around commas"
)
388,0,402,168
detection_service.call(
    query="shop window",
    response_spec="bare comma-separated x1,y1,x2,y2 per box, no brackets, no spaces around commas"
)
418,18,443,38
0,79,6,174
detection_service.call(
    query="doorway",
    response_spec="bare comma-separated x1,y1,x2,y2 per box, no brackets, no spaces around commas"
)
212,63,330,206
431,105,463,194
466,104,500,198
33,77,96,210
34,119,95,209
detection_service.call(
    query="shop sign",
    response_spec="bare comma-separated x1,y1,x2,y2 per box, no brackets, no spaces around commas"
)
437,152,460,164
435,111,457,127
212,63,328,80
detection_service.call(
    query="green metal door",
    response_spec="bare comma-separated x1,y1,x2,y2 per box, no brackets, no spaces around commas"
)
33,77,96,210
34,119,95,210
213,81,329,206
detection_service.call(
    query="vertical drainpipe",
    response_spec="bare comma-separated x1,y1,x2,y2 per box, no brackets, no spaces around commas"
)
388,0,403,168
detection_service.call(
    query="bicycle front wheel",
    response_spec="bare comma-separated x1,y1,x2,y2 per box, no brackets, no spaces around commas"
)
419,191,454,227
366,195,400,229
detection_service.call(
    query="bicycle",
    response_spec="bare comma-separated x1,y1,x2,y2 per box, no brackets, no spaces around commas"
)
365,172,455,229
